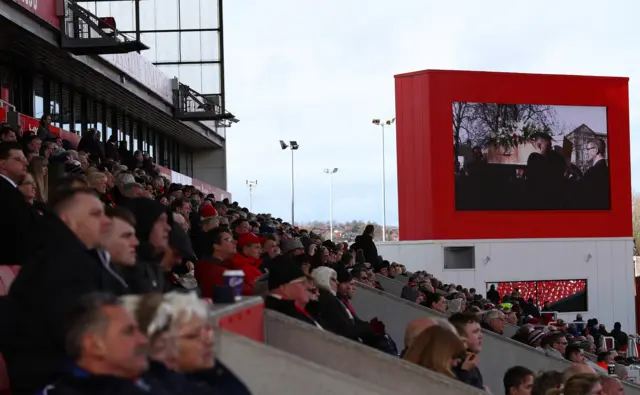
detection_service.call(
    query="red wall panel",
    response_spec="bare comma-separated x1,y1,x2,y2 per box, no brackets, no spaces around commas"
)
395,70,631,240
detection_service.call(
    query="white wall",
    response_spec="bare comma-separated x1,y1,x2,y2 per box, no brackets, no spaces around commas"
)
377,238,636,333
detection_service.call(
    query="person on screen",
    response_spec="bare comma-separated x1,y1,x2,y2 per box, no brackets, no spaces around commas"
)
578,138,609,210
525,133,566,209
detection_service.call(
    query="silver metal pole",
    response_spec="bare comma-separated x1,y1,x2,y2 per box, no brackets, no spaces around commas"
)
381,124,387,242
249,188,253,212
329,172,334,241
291,149,295,226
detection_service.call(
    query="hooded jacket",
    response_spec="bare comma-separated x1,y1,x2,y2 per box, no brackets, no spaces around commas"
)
120,198,170,294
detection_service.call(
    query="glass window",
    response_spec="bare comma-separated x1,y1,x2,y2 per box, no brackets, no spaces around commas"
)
96,102,103,138
179,0,200,29
86,98,96,130
33,75,44,119
201,64,221,94
199,0,219,29
155,32,180,63
49,81,62,128
74,92,83,135
200,31,219,61
61,85,71,132
156,0,179,30
140,33,157,63
132,121,139,151
139,0,156,31
180,32,201,62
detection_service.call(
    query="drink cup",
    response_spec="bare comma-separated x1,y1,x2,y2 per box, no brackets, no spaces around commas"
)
223,270,244,301
608,363,616,376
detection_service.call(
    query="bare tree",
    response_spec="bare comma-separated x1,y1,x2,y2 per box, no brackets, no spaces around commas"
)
452,102,471,155
458,103,558,148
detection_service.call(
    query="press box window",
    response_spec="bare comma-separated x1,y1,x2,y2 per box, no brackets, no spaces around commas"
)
444,246,475,269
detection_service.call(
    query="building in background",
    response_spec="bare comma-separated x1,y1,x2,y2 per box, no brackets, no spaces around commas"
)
0,0,234,197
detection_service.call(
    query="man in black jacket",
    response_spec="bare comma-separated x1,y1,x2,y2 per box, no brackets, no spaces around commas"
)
5,188,127,394
43,293,166,395
449,312,486,391
263,255,323,329
0,142,33,265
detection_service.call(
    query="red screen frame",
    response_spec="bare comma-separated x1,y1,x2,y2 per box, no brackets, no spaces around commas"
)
394,70,631,240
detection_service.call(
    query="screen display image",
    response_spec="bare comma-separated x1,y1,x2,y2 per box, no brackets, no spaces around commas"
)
453,103,610,211
486,279,587,313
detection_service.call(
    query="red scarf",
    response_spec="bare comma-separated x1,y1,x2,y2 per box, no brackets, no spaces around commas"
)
293,304,315,321
339,296,356,316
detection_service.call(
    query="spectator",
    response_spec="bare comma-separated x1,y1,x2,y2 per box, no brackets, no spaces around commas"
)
355,224,379,265
609,322,627,351
482,309,505,335
0,142,32,265
532,370,563,395
423,292,447,314
37,114,54,141
5,188,123,393
120,198,171,293
547,373,602,395
503,366,534,395
103,207,139,273
194,228,240,299
449,312,485,390
487,284,500,304
543,332,568,359
403,325,466,379
601,376,625,395
229,233,264,295
564,344,585,364
264,256,323,329
28,155,48,204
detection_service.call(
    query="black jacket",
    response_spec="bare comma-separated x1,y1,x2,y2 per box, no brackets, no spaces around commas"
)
41,373,171,395
264,295,321,328
357,234,379,266
143,360,208,395
452,363,484,390
4,215,128,394
120,243,165,294
307,288,359,341
186,360,252,395
0,175,34,265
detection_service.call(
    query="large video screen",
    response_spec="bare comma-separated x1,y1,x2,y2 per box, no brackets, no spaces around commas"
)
453,103,610,211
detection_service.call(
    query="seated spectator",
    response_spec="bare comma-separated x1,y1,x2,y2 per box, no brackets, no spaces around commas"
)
563,363,596,382
5,188,125,394
423,292,447,314
230,233,265,294
601,376,624,394
264,256,323,329
449,312,485,390
120,198,171,293
503,366,534,395
41,293,157,395
532,370,563,395
547,373,602,395
402,318,438,357
527,329,545,349
481,309,505,335
543,332,568,359
403,326,466,380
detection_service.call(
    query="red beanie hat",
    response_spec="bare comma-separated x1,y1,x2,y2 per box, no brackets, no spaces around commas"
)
201,204,217,218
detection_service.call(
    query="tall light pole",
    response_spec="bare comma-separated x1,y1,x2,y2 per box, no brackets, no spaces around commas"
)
323,168,338,241
372,117,395,242
245,180,257,211
280,140,299,225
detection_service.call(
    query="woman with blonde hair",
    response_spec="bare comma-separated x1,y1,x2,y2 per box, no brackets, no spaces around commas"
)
545,373,601,395
28,155,48,203
404,325,467,378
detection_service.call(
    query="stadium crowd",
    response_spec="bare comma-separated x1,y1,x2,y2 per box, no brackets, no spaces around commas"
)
0,124,634,395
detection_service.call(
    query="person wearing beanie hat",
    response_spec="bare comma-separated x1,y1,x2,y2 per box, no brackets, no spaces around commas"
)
527,329,545,348
228,233,265,296
120,198,172,293
281,237,304,256
264,255,323,329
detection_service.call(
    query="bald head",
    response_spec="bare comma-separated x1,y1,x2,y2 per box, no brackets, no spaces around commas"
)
601,376,625,395
563,363,596,383
404,318,436,349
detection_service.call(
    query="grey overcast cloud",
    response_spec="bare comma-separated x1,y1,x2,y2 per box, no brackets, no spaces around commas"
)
222,1,640,225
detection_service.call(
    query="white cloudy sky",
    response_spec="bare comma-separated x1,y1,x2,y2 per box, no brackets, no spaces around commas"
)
222,1,640,225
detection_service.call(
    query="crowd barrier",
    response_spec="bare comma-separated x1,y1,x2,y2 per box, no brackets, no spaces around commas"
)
375,274,405,297
350,283,640,395
216,329,394,395
263,310,485,395
210,297,264,342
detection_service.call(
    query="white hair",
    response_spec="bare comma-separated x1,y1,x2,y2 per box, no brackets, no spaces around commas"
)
163,291,209,324
120,294,173,338
311,266,337,295
116,172,135,188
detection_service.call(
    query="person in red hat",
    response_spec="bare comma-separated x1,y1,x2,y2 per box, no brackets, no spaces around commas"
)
230,233,265,295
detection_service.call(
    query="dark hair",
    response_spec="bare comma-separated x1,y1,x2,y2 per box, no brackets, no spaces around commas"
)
210,227,232,245
63,293,121,360
49,187,97,215
424,292,442,309
503,366,534,395
542,332,566,348
588,138,606,155
0,142,23,160
363,224,374,236
105,206,136,227
531,371,563,395
350,267,366,280
564,344,582,361
231,218,248,230
170,197,189,212
448,312,479,336
0,126,16,139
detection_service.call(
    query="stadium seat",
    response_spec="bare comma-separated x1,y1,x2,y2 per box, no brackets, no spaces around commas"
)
0,266,19,296
0,352,9,394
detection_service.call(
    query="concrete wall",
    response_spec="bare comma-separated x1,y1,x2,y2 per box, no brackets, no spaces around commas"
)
193,147,227,191
376,238,635,331
263,310,486,395
216,329,395,395
350,283,640,395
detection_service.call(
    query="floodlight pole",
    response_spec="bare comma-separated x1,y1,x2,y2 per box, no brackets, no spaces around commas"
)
373,118,395,242
291,148,295,226
323,168,338,241
246,180,257,211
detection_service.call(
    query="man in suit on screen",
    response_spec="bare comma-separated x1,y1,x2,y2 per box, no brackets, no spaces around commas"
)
579,138,610,210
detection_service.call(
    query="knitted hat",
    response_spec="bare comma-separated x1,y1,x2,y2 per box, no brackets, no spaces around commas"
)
281,237,304,254
200,204,217,218
527,330,545,346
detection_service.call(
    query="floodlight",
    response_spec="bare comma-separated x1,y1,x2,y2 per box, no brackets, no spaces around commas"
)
279,140,288,150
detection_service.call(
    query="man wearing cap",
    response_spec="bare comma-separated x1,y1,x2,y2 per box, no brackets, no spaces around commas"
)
264,255,323,329
281,237,305,257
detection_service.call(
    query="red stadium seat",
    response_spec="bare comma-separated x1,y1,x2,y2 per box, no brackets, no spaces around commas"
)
0,352,9,394
0,265,20,296
496,279,586,306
